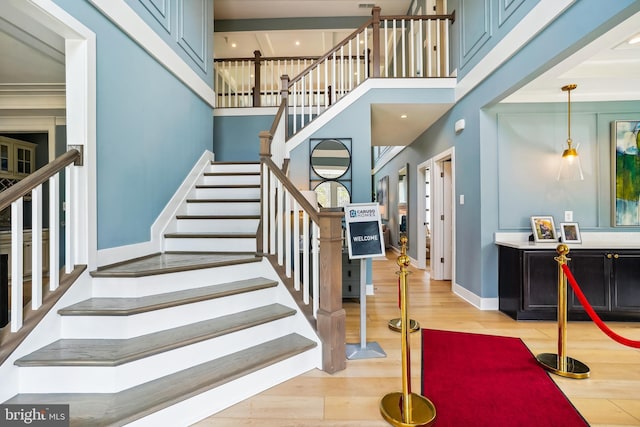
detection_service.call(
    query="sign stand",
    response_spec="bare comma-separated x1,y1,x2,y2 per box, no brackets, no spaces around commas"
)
344,203,386,360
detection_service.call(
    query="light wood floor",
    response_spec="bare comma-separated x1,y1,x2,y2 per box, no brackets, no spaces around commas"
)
195,252,640,427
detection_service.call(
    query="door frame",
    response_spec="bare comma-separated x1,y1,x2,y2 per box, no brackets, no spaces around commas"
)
430,147,455,283
416,158,432,270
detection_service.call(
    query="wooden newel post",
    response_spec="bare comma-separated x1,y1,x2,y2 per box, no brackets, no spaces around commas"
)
280,74,289,136
371,6,381,78
259,130,272,158
317,207,346,373
257,130,272,255
253,50,262,107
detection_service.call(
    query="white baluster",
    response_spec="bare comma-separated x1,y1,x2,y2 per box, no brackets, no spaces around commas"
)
49,174,59,291
10,198,24,332
31,184,42,310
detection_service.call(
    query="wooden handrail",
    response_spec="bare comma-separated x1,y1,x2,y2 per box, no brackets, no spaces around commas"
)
0,148,82,212
288,19,374,87
287,11,455,88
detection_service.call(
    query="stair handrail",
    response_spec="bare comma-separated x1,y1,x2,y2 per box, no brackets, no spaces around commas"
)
0,148,82,212
0,147,84,337
284,7,455,136
259,130,346,374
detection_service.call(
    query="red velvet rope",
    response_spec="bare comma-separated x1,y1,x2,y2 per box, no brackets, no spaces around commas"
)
561,264,640,349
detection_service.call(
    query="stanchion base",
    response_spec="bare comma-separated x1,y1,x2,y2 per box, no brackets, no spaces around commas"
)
536,353,590,379
346,341,387,360
388,318,420,333
380,392,436,427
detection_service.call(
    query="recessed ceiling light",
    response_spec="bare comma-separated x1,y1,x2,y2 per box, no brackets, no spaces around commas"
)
400,114,408,119
629,34,640,45
295,41,300,46
231,43,237,48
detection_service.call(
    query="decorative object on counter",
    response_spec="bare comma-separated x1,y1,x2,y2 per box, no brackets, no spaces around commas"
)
560,222,581,243
530,215,557,243
557,84,584,181
612,119,640,226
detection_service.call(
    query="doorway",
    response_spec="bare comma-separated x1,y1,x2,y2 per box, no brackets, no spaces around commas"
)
417,148,454,282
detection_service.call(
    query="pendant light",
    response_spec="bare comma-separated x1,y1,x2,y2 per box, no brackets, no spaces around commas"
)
557,84,584,181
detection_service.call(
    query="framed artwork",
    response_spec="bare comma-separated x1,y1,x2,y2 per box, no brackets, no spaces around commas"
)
612,120,640,226
530,216,557,243
560,222,581,243
377,175,389,221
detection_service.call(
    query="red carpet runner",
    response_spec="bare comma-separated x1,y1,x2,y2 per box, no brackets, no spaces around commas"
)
421,329,588,426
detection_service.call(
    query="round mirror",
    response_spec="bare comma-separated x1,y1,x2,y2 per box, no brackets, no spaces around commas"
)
310,139,350,179
314,181,350,208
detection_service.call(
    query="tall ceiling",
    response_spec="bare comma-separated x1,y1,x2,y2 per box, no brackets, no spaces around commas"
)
0,1,639,135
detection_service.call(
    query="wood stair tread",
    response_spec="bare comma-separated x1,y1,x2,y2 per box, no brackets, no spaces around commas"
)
204,172,260,176
6,333,316,426
195,184,259,188
16,304,296,367
175,214,260,220
90,252,260,278
58,277,278,316
186,198,259,203
163,232,256,238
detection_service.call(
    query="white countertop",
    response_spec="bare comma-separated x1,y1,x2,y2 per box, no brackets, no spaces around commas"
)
494,232,640,250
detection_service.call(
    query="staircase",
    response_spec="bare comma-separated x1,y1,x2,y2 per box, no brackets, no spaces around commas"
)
2,161,321,426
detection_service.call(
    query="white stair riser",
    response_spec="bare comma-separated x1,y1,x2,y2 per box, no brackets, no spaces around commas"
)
176,218,259,233
164,237,256,253
208,164,260,173
60,287,279,339
201,175,260,186
91,262,268,297
194,187,260,200
186,202,260,216
18,317,298,393
128,348,321,427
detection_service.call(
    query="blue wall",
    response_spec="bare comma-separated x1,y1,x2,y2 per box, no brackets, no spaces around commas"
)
213,114,275,161
54,0,214,249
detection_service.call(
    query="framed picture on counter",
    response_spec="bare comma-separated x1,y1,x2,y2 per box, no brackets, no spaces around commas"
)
530,216,557,243
560,222,581,243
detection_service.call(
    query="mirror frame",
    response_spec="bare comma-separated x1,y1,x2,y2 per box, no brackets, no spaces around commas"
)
310,139,351,180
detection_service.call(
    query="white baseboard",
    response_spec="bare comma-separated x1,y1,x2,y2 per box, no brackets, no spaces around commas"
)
452,282,499,311
152,150,215,249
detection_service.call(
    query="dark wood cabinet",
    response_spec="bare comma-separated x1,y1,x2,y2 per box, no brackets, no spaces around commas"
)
342,251,360,299
498,246,640,321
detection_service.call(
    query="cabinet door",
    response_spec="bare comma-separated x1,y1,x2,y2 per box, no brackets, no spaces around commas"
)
0,143,10,176
567,251,609,312
523,251,557,312
612,252,640,312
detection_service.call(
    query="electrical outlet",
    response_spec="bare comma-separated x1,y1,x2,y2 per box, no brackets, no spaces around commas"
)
564,211,573,222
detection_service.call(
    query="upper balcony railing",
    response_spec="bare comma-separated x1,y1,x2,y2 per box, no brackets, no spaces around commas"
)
214,7,455,114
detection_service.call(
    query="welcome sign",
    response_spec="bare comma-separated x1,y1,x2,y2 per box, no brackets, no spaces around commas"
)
344,203,385,259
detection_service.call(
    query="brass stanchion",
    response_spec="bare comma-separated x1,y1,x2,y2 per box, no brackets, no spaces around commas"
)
380,237,436,427
389,237,420,333
536,244,590,379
